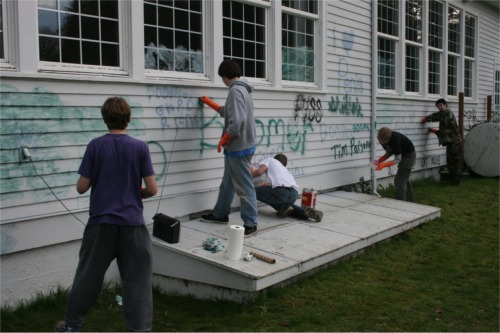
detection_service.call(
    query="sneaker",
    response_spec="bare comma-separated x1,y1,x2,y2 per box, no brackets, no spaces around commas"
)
304,207,323,222
276,205,294,218
200,213,229,224
55,321,78,332
244,226,257,237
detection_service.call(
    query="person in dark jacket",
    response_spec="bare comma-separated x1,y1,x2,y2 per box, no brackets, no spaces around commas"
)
374,127,416,202
422,98,461,185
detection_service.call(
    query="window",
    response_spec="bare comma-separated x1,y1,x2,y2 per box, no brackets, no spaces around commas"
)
0,0,4,60
495,66,500,112
447,5,460,96
405,0,422,93
37,0,119,67
222,0,266,78
428,1,443,94
378,37,396,90
464,14,476,97
428,51,441,94
282,0,318,83
144,0,203,73
377,0,477,99
377,0,398,90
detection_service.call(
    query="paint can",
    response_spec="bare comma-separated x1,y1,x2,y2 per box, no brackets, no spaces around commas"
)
301,188,317,209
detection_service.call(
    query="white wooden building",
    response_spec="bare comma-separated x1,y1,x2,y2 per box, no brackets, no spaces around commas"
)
1,0,498,307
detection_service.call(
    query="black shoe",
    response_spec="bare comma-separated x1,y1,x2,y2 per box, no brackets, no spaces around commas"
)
244,226,257,237
200,213,229,224
451,179,461,186
55,321,78,332
276,205,293,218
304,207,323,222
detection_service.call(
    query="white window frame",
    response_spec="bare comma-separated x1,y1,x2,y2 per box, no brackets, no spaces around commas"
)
0,0,17,70
37,0,130,76
377,0,478,101
280,1,325,90
143,0,209,82
2,0,326,91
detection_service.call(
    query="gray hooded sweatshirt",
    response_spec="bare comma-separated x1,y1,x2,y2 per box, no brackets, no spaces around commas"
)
219,78,257,156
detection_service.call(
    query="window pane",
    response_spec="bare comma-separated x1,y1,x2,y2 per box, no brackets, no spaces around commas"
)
82,40,99,65
38,0,119,67
378,0,398,36
60,13,79,38
282,13,314,82
81,0,98,16
405,44,420,92
38,10,59,36
448,6,461,54
39,0,57,10
447,55,458,96
0,0,4,59
464,59,473,97
495,70,500,112
428,0,443,49
82,16,99,40
282,0,317,14
405,0,422,43
144,0,203,73
101,19,118,43
223,0,266,78
39,36,60,62
465,14,476,58
61,38,80,63
60,0,78,13
428,50,441,95
102,43,118,66
100,0,118,19
378,37,396,90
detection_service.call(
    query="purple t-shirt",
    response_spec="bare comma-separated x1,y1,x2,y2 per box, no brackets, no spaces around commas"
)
78,134,155,226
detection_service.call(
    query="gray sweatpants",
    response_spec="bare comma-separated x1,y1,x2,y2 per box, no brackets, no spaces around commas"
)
65,224,153,332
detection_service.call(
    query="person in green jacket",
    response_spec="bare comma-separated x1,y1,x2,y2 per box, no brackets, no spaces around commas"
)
422,98,461,185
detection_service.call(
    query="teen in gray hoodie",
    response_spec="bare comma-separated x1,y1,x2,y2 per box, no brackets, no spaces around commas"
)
200,60,258,236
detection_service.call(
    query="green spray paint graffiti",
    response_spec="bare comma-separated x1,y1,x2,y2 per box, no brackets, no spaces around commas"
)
328,94,363,117
0,85,147,204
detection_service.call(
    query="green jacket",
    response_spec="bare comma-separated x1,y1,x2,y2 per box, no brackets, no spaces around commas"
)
425,109,461,146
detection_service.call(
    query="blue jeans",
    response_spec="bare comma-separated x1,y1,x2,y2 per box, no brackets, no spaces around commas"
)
255,186,308,220
213,154,258,227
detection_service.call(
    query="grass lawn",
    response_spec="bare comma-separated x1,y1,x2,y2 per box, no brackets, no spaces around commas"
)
1,176,499,332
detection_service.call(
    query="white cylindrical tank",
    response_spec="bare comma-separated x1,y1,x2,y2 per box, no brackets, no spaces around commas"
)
463,122,499,177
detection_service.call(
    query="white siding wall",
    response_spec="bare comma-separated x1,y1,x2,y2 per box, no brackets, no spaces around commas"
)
1,0,498,308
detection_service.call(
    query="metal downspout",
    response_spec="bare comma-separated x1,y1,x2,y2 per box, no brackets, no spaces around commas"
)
371,0,379,196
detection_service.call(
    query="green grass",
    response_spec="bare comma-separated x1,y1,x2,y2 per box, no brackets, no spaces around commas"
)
2,176,499,332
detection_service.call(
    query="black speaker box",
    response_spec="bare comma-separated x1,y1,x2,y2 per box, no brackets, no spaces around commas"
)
152,213,180,244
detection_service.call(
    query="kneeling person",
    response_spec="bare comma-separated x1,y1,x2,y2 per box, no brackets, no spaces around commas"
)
251,154,322,222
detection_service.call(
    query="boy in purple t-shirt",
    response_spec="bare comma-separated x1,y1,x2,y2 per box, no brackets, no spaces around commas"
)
56,97,157,332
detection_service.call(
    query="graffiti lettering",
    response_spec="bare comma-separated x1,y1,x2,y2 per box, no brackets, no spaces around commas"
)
294,95,323,123
330,138,371,160
328,95,363,117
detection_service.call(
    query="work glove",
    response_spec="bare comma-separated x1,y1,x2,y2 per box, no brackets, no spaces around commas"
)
376,154,389,164
421,116,427,124
200,96,221,112
217,133,232,153
428,127,438,134
376,161,394,171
